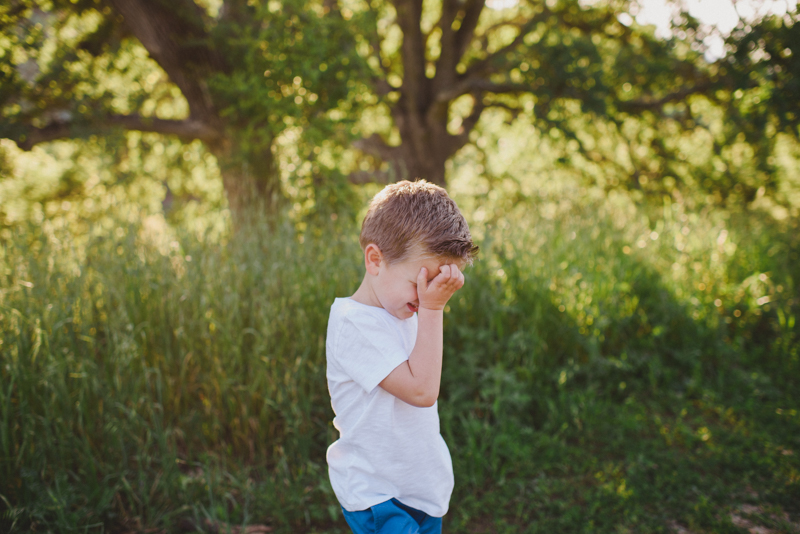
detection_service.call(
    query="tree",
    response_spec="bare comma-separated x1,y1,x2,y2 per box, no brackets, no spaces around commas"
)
716,9,800,200
0,0,363,218
346,0,798,195
3,0,796,214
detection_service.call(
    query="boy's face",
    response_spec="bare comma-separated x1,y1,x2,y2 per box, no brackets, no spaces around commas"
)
371,252,460,320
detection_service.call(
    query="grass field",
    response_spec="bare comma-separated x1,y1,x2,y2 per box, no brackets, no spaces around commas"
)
1,191,798,533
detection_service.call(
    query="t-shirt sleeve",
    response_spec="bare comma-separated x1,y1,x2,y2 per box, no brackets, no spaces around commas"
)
332,311,409,394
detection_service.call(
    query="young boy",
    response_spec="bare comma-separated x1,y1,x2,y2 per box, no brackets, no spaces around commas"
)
325,180,478,534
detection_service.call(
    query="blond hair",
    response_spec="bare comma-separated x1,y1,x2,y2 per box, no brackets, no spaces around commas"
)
359,180,478,265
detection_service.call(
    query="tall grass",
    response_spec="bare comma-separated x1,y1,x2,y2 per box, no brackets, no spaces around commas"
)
446,195,800,419
439,196,800,526
1,195,798,532
1,213,362,531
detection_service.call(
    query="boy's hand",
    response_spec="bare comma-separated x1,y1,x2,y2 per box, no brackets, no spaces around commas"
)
417,264,465,311
381,263,464,407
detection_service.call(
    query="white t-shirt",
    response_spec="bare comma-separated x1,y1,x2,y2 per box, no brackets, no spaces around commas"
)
325,297,454,517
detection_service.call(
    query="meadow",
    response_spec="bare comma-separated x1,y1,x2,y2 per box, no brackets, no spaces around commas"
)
1,187,799,533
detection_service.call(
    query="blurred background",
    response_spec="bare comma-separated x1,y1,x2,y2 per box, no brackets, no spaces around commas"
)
1,0,798,532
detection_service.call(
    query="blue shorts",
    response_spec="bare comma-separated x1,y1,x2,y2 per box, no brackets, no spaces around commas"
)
341,498,443,534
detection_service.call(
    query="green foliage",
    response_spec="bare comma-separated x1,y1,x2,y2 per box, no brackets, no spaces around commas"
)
209,0,364,138
341,0,800,200
725,10,800,138
0,133,226,231
1,1,158,140
207,0,368,189
0,0,368,213
3,0,799,214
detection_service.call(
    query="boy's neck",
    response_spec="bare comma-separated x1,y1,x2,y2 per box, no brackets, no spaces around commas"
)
350,275,379,308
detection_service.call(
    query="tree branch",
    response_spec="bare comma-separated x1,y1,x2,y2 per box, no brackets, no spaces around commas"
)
363,0,395,90
460,11,547,85
454,0,486,61
475,18,525,50
350,134,409,184
374,78,402,96
352,133,404,162
433,0,461,89
393,0,428,111
108,0,226,124
485,101,523,116
14,114,221,151
219,0,255,24
450,92,485,151
618,82,712,113
436,79,530,102
348,169,395,185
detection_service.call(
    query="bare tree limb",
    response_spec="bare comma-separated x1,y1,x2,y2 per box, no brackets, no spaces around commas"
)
450,92,485,150
219,0,255,24
15,114,221,151
352,133,404,162
108,0,226,124
374,78,402,96
347,169,395,185
485,101,523,115
423,5,445,52
454,0,486,61
618,82,712,113
436,79,531,102
460,11,548,85
433,0,460,88
360,0,395,86
474,18,525,52
393,0,428,112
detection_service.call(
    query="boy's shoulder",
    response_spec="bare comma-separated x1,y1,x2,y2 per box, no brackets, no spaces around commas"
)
326,299,416,393
328,298,415,345
329,297,395,329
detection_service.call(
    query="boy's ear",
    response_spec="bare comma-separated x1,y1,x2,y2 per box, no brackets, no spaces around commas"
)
364,243,383,275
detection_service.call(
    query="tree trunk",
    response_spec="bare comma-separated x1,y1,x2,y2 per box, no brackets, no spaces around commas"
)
393,139,449,186
212,141,282,227
353,86,481,188
390,100,458,186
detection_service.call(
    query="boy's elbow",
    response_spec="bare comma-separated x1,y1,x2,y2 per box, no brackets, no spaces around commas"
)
384,377,439,407
408,389,438,408
417,396,437,408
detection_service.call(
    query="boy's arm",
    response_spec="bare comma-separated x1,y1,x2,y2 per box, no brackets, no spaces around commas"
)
379,265,464,407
